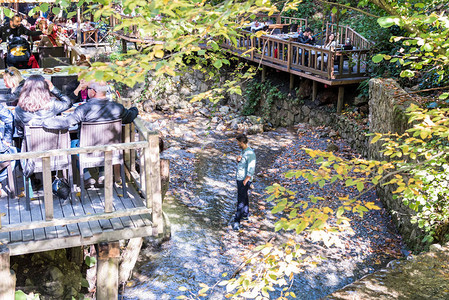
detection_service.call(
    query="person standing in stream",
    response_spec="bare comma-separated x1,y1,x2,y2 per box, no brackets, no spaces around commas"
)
232,134,256,231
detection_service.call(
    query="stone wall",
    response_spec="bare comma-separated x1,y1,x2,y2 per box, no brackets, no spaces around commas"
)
368,78,424,249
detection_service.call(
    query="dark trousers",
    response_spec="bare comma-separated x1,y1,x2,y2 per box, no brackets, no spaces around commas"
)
234,180,251,223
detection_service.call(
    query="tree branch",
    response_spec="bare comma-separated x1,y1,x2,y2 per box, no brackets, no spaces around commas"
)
392,85,449,98
314,0,380,18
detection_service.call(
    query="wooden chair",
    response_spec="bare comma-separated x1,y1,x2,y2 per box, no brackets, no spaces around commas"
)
22,126,74,210
78,119,126,202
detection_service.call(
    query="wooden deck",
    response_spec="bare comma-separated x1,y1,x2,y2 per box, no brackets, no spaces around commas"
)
224,28,372,86
0,115,163,257
0,184,152,256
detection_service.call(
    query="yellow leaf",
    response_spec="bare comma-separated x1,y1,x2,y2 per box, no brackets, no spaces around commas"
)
155,49,164,58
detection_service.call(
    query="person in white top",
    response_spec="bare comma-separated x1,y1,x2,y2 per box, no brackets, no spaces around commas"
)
317,32,337,70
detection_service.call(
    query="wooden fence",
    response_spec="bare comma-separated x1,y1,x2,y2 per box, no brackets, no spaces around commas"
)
0,116,163,237
325,22,374,50
225,30,370,82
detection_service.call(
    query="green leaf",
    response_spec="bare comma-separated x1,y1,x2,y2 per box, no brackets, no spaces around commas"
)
3,8,14,18
85,256,97,267
81,278,89,288
372,54,384,63
40,3,49,13
356,181,364,192
213,60,223,69
400,70,415,78
15,290,27,300
377,16,403,28
67,11,77,18
52,7,61,15
439,93,449,100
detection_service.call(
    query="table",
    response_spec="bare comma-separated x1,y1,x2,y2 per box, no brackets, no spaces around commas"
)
0,66,74,92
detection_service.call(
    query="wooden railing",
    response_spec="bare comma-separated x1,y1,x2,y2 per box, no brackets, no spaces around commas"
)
254,13,308,29
325,22,374,50
226,30,370,81
0,116,163,236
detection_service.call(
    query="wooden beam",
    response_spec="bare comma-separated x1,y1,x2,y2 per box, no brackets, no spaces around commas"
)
289,73,294,91
312,81,317,101
104,151,113,213
42,157,53,221
337,86,344,114
97,242,120,300
146,134,162,235
0,141,148,161
7,225,156,257
0,245,15,300
0,207,152,233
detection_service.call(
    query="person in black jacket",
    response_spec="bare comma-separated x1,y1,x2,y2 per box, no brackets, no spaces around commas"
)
298,27,315,45
14,75,73,139
39,81,138,130
0,14,43,43
0,67,25,106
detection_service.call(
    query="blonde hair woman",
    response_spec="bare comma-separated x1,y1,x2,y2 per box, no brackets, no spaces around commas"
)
0,67,24,106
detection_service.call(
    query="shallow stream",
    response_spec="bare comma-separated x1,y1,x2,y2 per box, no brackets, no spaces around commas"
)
122,112,403,299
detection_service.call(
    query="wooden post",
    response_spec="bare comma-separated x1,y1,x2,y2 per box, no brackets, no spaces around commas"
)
42,157,53,221
337,86,344,114
119,238,143,286
69,247,84,265
121,39,128,53
104,151,113,213
97,242,120,300
289,74,294,91
76,7,81,45
312,81,317,101
262,65,266,82
145,133,162,235
0,246,16,300
160,159,170,202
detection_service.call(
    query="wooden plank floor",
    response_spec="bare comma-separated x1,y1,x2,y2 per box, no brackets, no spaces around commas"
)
0,183,154,256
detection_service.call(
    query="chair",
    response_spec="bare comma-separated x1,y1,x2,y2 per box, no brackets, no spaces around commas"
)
281,25,289,34
290,24,298,33
78,119,126,202
22,126,74,210
38,46,65,58
51,75,78,95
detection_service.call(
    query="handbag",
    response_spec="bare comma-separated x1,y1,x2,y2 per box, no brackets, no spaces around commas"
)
52,177,70,200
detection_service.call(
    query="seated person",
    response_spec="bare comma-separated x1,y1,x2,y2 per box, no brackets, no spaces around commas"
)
0,67,25,106
36,81,139,187
38,24,61,47
30,18,48,42
298,27,316,45
343,37,354,50
39,81,138,130
14,75,72,139
317,32,337,69
0,104,15,194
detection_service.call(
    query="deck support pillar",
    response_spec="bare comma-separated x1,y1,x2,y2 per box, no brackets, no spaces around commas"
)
337,86,344,114
289,74,295,91
262,65,267,82
97,242,120,300
121,39,128,53
0,245,16,300
312,81,317,101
